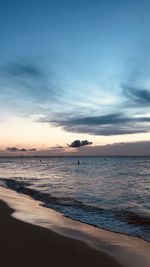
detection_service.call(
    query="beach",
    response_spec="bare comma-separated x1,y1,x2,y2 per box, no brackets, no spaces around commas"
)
0,200,122,267
0,0,150,265
0,186,150,267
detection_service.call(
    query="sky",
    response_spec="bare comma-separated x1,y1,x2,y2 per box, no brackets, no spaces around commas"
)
0,0,150,156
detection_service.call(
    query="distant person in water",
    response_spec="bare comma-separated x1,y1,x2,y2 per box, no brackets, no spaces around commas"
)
78,160,80,165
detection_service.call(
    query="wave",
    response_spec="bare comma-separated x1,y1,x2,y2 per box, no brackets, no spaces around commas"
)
114,209,150,226
0,178,106,211
0,178,149,242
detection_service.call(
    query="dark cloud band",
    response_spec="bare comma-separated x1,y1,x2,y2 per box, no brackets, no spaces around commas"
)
68,140,93,148
6,147,36,152
42,112,150,136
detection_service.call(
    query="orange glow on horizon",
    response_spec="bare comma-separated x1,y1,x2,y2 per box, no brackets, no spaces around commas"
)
0,115,150,151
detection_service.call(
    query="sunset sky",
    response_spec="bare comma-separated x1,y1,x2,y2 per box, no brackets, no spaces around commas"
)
0,0,150,156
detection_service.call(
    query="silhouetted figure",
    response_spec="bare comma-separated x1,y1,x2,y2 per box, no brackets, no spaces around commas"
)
78,160,80,165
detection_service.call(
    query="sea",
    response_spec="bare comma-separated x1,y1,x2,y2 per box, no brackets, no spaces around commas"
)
0,156,149,242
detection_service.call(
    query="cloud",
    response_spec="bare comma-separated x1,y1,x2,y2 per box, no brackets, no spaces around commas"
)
1,141,150,156
42,112,150,136
6,147,36,152
2,62,43,78
0,56,149,139
0,60,62,114
6,147,22,152
122,84,150,106
68,140,93,148
28,148,37,151
121,44,150,108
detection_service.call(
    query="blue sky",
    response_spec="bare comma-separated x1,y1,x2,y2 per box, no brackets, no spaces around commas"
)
0,0,150,153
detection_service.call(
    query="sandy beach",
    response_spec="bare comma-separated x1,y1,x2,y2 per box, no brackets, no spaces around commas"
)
0,186,149,267
0,200,122,267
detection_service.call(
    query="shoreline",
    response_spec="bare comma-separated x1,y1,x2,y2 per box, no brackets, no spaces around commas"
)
0,200,121,267
0,186,150,267
1,179,150,243
1,178,149,243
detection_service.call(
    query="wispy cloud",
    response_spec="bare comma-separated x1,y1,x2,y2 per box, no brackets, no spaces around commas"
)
2,62,43,78
122,84,150,106
121,44,150,108
40,112,150,136
0,60,63,114
1,55,150,137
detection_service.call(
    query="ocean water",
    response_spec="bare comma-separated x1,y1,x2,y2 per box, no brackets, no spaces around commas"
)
0,156,149,241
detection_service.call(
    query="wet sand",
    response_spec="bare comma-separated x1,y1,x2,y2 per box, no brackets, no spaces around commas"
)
0,200,122,267
0,186,150,267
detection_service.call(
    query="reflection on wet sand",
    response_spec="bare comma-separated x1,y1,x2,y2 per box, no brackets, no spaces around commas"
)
0,186,150,267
